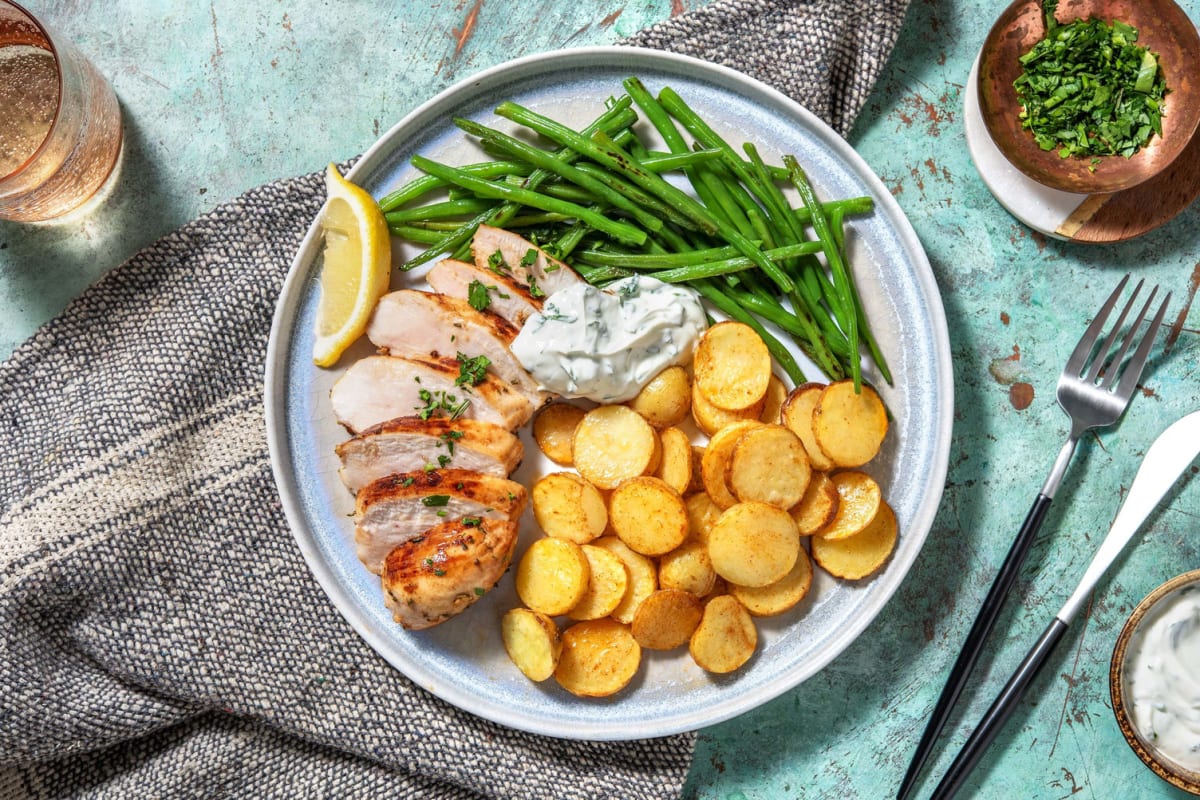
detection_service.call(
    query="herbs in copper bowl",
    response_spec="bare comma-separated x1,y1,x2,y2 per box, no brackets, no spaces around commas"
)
1014,0,1168,163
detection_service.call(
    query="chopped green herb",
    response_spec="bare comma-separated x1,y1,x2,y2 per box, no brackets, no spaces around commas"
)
416,388,471,420
437,454,451,468
487,249,508,274
455,352,492,386
462,516,482,527
434,568,446,576
527,273,546,299
474,587,486,596
439,429,465,456
1014,0,1168,159
519,248,539,269
467,279,492,311
400,476,415,487
422,494,451,507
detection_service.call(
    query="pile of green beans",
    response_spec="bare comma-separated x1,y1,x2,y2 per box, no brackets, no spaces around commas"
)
378,77,889,389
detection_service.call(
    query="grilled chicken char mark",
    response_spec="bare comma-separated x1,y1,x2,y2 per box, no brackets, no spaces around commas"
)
354,468,527,574
381,516,519,630
330,354,533,435
365,289,551,407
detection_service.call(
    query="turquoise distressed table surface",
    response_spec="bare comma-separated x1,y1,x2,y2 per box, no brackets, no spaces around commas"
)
3,2,1200,798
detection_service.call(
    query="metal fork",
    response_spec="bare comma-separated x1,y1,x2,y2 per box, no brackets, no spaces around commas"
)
896,273,1171,800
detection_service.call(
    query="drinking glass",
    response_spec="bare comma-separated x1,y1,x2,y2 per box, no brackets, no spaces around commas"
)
0,0,122,222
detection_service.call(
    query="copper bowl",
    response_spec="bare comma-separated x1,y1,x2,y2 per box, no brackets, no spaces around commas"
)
978,0,1200,193
1110,570,1200,795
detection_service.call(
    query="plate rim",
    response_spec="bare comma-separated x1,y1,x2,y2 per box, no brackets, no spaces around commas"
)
265,44,955,740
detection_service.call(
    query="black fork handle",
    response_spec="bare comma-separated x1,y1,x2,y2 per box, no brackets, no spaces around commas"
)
895,494,1054,800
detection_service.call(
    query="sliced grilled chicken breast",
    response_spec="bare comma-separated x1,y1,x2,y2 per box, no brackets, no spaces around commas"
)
471,225,584,298
354,468,528,574
425,258,542,328
335,415,523,492
330,354,532,434
381,516,519,630
365,290,550,407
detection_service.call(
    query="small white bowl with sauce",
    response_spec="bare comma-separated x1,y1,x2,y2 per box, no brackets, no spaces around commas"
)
1112,569,1200,795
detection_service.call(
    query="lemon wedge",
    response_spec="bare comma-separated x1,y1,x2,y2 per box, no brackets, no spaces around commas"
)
311,163,391,367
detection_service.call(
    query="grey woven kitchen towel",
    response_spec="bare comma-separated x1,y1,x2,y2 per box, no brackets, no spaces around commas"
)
0,1,910,798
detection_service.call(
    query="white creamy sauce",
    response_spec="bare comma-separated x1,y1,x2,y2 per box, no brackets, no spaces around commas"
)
511,275,707,403
1126,583,1200,772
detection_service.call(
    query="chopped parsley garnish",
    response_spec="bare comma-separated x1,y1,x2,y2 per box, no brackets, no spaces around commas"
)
527,274,546,299
487,249,508,274
1013,0,1167,160
462,517,482,527
438,430,464,455
400,476,415,487
415,388,470,420
437,454,451,468
519,248,539,270
421,494,450,507
455,352,491,386
467,279,491,311
474,587,486,596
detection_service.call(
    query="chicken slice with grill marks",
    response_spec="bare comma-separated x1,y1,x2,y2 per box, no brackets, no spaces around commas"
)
335,415,523,493
354,468,527,574
365,289,550,407
330,354,532,435
425,258,542,328
470,225,584,299
381,516,519,630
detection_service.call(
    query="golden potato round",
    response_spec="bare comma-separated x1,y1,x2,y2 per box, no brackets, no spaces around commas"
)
817,470,882,541
701,419,761,509
691,379,762,437
501,608,561,682
532,402,587,465
684,492,723,545
708,501,800,588
629,365,691,428
515,537,590,616
811,381,888,468
729,549,813,616
759,373,788,424
632,589,704,650
694,321,772,411
567,544,630,621
780,382,835,471
727,423,812,510
532,471,608,544
591,536,658,624
554,618,642,697
790,471,840,535
655,426,694,495
812,501,898,580
689,594,757,673
573,405,660,490
608,476,689,556
658,537,717,596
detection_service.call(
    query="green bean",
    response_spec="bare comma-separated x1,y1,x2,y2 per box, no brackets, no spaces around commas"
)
384,197,495,224
378,160,530,212
648,242,823,283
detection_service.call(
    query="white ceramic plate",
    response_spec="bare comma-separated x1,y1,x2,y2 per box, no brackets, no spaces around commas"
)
265,46,953,740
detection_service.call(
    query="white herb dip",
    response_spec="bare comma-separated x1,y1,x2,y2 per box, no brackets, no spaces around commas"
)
511,275,707,403
1126,583,1200,772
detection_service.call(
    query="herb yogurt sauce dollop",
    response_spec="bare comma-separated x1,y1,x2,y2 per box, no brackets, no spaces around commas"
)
511,275,707,403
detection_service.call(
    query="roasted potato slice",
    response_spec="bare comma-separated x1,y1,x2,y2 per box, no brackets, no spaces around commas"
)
658,537,717,597
592,535,658,624
812,501,898,580
689,594,757,673
573,405,660,490
694,321,772,411
812,380,888,468
554,618,642,697
629,365,691,428
817,470,882,541
632,589,704,650
780,382,835,471
701,419,761,509
655,426,693,495
708,501,800,588
790,471,840,535
609,476,689,556
691,380,762,436
501,608,561,682
729,548,813,616
515,537,590,616
532,471,608,544
533,402,587,466
567,544,630,621
684,492,723,545
687,445,707,494
759,373,788,424
726,423,812,510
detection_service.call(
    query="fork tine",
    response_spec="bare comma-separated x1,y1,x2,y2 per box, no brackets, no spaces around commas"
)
1099,285,1158,390
1113,291,1171,401
1064,274,1132,377
1083,278,1143,382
